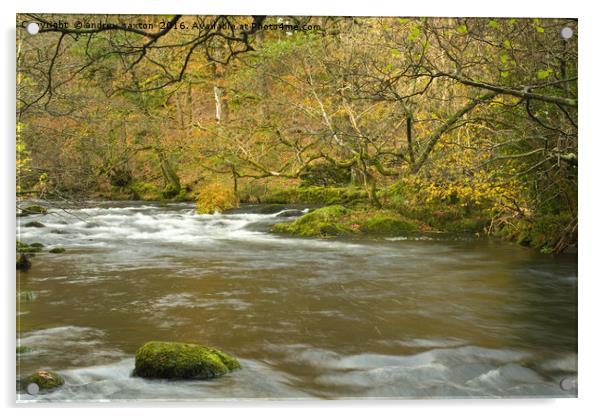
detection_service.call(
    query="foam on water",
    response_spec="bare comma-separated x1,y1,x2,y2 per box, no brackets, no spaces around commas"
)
17,203,357,250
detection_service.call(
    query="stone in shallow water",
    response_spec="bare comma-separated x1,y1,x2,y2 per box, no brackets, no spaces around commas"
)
133,341,241,380
24,221,45,228
21,370,64,391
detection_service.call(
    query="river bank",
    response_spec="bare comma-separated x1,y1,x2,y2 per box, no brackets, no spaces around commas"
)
20,181,578,254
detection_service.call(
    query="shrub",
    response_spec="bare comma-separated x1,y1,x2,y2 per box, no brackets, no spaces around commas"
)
196,183,239,214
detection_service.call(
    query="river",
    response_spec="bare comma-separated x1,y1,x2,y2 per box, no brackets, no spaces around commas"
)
16,201,577,401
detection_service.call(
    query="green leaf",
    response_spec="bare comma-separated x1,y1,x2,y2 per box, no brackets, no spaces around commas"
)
503,39,511,49
537,69,550,80
500,71,510,78
456,24,468,34
488,19,499,29
398,18,409,25
408,25,421,41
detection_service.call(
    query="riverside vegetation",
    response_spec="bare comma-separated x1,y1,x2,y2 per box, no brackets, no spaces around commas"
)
17,16,577,252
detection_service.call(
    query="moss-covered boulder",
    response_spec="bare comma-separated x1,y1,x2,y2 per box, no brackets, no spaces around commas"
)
273,206,424,238
49,247,66,254
21,370,64,391
17,240,42,253
133,341,241,380
273,205,351,237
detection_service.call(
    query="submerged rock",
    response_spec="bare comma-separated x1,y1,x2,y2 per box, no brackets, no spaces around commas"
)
21,370,64,391
256,204,287,214
24,221,45,228
276,209,305,218
133,341,241,380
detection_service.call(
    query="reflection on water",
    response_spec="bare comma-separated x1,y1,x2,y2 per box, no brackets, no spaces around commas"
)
16,201,577,401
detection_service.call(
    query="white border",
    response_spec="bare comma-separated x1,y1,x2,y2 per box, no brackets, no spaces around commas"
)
3,1,600,415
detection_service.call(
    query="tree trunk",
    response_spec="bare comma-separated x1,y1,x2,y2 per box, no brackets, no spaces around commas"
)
156,150,181,192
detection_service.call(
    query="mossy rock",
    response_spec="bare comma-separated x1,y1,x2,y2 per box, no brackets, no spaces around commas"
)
16,254,32,270
24,221,45,228
133,341,241,380
22,205,48,215
273,205,351,237
21,370,64,391
17,241,42,253
49,247,66,254
360,215,419,234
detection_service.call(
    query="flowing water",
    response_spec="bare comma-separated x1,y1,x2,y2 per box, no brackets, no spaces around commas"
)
16,201,577,401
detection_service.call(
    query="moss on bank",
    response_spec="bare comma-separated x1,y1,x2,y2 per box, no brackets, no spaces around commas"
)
133,341,241,380
360,214,420,234
264,186,368,206
494,213,576,253
273,205,422,238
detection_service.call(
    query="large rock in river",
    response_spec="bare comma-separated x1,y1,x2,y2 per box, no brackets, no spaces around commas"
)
133,341,241,380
